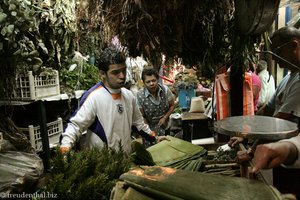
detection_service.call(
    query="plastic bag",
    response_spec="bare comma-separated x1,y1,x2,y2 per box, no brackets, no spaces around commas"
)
0,151,44,194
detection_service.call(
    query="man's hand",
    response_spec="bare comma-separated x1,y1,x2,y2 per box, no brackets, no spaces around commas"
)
60,146,70,154
228,136,244,148
158,116,167,127
251,141,298,174
156,136,169,143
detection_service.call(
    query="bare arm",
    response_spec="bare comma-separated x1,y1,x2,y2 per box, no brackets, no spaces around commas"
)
158,98,175,126
274,111,296,121
256,104,274,116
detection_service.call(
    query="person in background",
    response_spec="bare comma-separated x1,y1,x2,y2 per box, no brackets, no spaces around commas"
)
248,62,261,112
227,27,300,198
60,46,165,155
229,26,300,150
256,59,275,108
226,64,261,113
137,68,175,145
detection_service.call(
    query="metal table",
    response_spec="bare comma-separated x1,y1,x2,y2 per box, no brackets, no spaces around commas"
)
214,115,298,141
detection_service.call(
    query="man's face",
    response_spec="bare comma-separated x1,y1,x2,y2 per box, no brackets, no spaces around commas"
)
271,37,295,69
144,75,158,93
103,64,127,89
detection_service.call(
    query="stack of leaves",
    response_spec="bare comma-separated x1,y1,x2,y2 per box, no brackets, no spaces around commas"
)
119,166,284,200
42,147,131,200
147,136,207,172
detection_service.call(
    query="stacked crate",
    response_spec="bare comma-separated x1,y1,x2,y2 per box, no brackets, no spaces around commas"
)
13,70,60,100
18,118,63,152
9,70,62,152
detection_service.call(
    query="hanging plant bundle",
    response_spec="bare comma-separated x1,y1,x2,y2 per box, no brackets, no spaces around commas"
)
43,147,131,200
59,61,100,94
0,0,77,99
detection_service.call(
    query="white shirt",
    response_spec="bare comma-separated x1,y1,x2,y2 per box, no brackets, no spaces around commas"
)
61,83,151,154
268,72,300,118
258,69,275,107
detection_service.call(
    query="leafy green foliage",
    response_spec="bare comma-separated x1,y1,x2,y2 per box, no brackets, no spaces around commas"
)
0,0,40,97
101,0,237,76
213,146,238,162
43,147,131,200
59,61,100,93
0,0,76,98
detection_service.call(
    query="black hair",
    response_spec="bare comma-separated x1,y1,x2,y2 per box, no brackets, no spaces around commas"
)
141,68,159,81
96,46,126,72
271,26,300,43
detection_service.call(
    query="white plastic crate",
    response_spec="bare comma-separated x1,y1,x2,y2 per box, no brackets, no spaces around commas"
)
19,118,63,152
13,70,60,100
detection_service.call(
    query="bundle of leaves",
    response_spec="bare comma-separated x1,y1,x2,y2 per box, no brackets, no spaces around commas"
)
101,0,236,74
130,140,156,166
0,0,77,98
43,147,131,200
174,70,199,90
59,61,100,94
212,146,238,162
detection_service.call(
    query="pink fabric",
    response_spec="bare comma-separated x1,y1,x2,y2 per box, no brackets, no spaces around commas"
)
250,72,262,111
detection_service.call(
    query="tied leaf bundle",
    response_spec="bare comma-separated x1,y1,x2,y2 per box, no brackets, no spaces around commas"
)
130,140,156,166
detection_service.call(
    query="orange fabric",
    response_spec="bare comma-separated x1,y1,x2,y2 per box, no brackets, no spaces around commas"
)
111,93,121,100
243,72,254,116
215,72,254,120
91,85,121,100
215,73,231,120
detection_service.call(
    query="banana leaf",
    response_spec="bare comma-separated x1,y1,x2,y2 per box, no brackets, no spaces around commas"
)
111,181,155,200
120,166,284,200
147,136,207,167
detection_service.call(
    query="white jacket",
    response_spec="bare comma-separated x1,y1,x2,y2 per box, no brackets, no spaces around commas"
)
61,82,151,154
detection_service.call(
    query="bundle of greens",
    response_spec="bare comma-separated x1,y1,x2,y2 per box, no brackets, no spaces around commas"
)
174,70,199,90
42,147,130,200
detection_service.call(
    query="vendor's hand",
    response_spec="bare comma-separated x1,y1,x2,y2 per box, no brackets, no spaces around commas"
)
236,150,253,164
60,146,70,154
251,142,298,174
156,136,169,143
158,116,168,127
228,136,244,148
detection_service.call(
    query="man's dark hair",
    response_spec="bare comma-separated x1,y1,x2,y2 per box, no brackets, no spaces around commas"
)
96,46,126,72
141,68,159,81
271,26,300,43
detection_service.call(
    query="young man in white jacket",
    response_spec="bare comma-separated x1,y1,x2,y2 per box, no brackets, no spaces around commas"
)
60,46,163,154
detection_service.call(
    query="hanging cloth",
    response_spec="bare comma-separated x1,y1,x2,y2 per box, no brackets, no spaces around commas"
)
215,72,254,120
